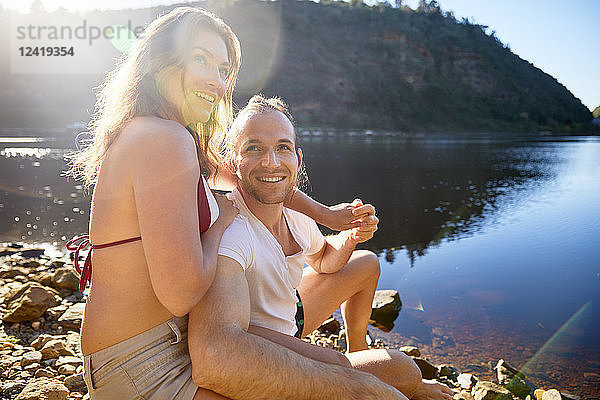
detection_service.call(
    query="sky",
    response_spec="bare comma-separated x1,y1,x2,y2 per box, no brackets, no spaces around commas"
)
2,0,598,111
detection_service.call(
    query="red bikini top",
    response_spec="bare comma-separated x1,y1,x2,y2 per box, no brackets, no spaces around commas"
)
67,178,214,292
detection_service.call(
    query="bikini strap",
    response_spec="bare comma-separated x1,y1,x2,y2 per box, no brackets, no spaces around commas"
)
66,235,142,292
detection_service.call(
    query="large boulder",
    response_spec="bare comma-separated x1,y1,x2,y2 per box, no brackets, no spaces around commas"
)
57,303,85,330
370,290,402,332
3,283,60,323
15,378,68,400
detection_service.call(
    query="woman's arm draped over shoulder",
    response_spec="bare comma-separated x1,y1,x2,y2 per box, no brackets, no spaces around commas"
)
127,120,213,316
284,190,375,231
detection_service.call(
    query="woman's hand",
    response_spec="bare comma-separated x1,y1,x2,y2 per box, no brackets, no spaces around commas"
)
323,199,377,232
213,192,238,229
348,207,379,243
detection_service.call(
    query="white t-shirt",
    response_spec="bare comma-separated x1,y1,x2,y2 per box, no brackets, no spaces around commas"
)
218,188,325,336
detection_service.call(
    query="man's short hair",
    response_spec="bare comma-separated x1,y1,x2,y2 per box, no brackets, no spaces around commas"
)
225,94,309,190
225,94,297,154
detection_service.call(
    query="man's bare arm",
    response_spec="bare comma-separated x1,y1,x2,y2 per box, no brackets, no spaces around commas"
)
306,230,358,274
247,325,351,368
188,255,405,400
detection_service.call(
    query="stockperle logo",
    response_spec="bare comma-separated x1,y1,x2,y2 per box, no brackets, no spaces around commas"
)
10,10,151,74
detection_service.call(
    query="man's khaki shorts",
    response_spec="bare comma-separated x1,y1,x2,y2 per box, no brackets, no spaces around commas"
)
82,316,197,399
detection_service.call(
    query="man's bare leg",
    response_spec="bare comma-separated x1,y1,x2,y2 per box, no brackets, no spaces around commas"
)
298,251,453,400
298,249,380,352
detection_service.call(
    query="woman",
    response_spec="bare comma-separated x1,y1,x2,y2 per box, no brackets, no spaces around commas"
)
68,7,362,399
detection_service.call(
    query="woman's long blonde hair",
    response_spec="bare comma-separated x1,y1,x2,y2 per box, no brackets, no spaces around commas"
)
68,7,241,187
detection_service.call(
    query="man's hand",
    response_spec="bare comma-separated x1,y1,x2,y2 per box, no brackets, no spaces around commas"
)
346,200,379,243
323,198,377,232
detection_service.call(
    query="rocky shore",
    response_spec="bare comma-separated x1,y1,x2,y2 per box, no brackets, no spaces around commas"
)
0,243,582,400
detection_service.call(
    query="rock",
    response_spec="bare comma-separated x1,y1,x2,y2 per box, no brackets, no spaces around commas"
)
32,321,42,330
472,381,513,400
2,380,27,397
560,393,581,400
541,389,562,400
457,373,478,390
55,356,82,368
58,304,85,330
0,266,31,279
506,375,532,399
400,346,421,357
31,334,53,351
45,305,68,321
58,364,76,375
15,377,68,400
64,373,87,393
495,359,525,384
494,359,531,398
0,246,21,256
439,364,460,381
65,332,82,357
3,283,61,323
24,363,41,374
35,368,56,378
317,316,341,335
534,389,545,400
18,248,46,258
370,290,402,332
454,390,475,400
413,357,438,379
21,351,43,367
50,268,80,291
40,340,73,360
37,272,55,287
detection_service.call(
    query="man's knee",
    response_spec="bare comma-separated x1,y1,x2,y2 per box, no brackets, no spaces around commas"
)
352,250,381,281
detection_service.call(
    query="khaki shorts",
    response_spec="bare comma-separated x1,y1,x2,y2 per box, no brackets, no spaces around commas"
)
82,316,197,400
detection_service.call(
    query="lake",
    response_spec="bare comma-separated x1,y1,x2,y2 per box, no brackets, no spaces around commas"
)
1,133,599,397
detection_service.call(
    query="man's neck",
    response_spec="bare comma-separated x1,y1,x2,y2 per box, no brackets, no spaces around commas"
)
238,187,286,239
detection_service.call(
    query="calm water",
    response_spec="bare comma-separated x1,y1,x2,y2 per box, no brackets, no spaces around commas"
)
1,134,599,396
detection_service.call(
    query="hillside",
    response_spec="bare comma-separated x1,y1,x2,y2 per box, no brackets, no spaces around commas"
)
0,0,594,133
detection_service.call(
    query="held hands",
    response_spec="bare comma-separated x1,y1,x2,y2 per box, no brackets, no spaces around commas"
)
346,199,379,243
324,199,378,232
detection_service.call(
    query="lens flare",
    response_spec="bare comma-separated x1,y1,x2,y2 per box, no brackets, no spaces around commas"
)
516,301,595,382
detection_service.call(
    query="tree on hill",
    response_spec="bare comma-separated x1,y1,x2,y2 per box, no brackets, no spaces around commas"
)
593,106,600,119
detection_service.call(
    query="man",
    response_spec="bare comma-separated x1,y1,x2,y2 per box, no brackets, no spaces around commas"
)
188,95,453,400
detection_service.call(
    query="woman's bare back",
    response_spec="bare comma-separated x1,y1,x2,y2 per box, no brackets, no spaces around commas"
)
81,116,203,355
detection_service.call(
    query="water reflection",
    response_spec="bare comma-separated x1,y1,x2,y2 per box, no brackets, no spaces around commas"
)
300,136,561,262
0,143,88,244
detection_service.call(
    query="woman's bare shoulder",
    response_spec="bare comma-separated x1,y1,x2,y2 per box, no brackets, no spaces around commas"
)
120,116,193,146
117,117,198,159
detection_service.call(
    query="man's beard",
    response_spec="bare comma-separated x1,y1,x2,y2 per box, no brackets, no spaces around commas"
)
241,176,296,205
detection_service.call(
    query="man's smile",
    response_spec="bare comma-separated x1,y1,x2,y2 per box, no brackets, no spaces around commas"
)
257,176,286,183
